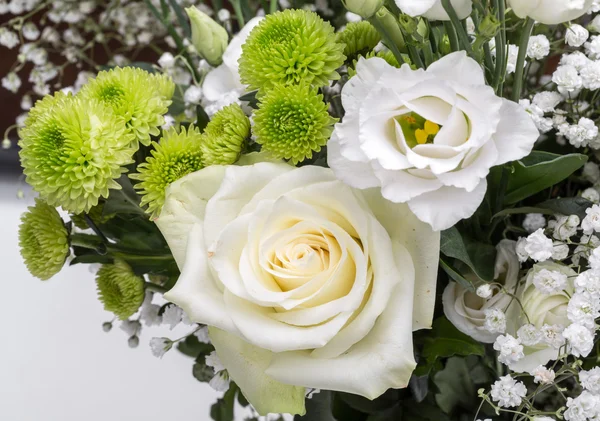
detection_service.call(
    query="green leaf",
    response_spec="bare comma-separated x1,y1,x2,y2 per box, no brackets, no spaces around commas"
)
177,334,214,358
168,85,187,116
494,197,593,220
210,386,237,421
332,393,368,421
337,390,400,415
295,391,336,421
439,257,475,292
192,361,215,382
418,317,485,376
504,152,588,204
402,401,451,421
103,175,145,217
433,357,476,414
440,227,496,281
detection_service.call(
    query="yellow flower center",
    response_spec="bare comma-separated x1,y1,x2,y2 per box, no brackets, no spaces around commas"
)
415,120,440,145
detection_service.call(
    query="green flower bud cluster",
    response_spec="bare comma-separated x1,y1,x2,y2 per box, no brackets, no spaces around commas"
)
239,9,346,92
18,198,70,280
200,103,250,167
19,67,174,214
96,260,145,320
337,21,381,61
131,125,204,219
252,83,337,165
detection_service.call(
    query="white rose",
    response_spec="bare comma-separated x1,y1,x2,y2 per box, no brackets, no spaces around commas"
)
202,17,263,108
443,240,520,343
156,160,440,415
327,52,538,231
507,0,593,25
505,262,576,372
394,0,472,21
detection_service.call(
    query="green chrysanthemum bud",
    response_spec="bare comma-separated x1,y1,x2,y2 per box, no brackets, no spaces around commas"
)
19,92,136,214
337,21,381,60
342,0,383,18
18,198,69,280
239,9,346,91
96,260,145,320
253,83,336,165
130,125,203,219
186,6,228,66
79,67,174,146
200,103,250,167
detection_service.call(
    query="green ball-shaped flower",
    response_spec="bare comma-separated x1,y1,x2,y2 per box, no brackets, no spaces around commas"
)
239,9,346,91
337,21,381,60
96,260,145,320
19,92,136,214
18,198,69,280
79,67,174,146
200,103,250,167
253,83,336,164
130,125,204,219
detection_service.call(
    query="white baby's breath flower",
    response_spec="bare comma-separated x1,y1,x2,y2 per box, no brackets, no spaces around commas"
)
194,326,211,344
532,269,568,294
530,365,556,384
582,162,600,183
582,187,600,204
476,284,493,299
493,334,524,366
490,375,527,408
551,215,580,240
532,91,563,113
485,308,507,334
552,241,570,260
527,35,550,60
1,72,21,93
553,65,583,93
517,324,542,346
567,292,599,329
580,367,600,394
585,35,600,59
588,246,600,271
564,391,600,421
205,351,225,373
574,270,600,298
524,229,554,262
582,204,600,233
162,305,183,330
209,370,231,392
523,213,546,233
563,323,595,357
566,24,590,47
541,324,566,349
150,337,173,358
0,28,19,48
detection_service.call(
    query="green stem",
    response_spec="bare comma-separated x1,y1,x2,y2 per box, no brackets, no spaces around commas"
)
441,0,476,59
512,18,535,102
269,0,278,14
70,233,105,251
368,15,405,66
443,21,459,52
230,0,245,27
492,0,506,94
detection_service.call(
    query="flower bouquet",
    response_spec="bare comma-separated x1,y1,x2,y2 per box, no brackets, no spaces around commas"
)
6,0,600,419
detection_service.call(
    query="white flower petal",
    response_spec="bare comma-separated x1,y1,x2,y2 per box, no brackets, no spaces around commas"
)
436,140,498,191
394,0,438,16
427,51,486,87
156,166,227,268
422,0,473,20
493,99,539,166
373,162,443,203
209,327,306,416
361,190,440,330
202,64,241,103
327,131,380,189
407,180,488,231
267,241,417,399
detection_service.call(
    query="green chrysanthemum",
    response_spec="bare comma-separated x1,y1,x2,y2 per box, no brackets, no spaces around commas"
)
79,67,174,146
130,125,203,218
96,260,145,320
253,83,336,164
239,9,346,91
200,103,250,167
19,92,135,214
337,21,381,60
18,198,69,280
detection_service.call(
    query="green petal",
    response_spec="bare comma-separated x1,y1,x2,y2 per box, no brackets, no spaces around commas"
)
208,327,306,416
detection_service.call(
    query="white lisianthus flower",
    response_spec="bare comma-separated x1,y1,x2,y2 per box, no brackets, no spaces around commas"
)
155,159,440,415
201,17,263,114
327,52,538,230
443,240,519,343
505,262,577,372
394,0,472,21
507,0,593,25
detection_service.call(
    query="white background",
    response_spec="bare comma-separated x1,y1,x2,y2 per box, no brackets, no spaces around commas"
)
0,175,223,420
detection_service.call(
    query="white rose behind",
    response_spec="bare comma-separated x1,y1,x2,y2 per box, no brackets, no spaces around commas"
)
327,52,539,231
156,160,440,415
508,0,593,25
443,240,519,343
394,0,472,21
